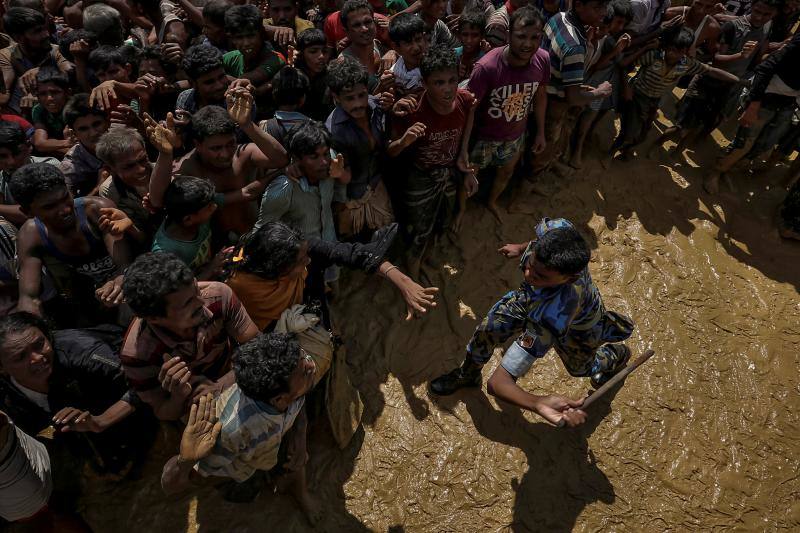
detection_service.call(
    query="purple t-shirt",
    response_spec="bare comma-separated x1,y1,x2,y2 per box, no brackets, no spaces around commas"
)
467,46,550,142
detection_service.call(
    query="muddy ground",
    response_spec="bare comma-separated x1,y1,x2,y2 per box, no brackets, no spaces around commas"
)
78,104,800,532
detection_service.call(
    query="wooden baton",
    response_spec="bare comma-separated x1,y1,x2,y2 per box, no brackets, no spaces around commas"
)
557,349,656,428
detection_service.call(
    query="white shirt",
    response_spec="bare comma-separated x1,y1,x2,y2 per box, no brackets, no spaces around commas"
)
10,378,50,412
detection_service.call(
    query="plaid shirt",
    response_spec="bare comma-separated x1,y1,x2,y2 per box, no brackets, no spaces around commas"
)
196,384,304,482
120,282,256,401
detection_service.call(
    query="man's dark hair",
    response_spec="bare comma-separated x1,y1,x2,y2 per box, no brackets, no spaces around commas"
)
0,312,54,360
340,0,373,28
182,44,224,80
533,226,591,275
0,121,27,154
191,105,236,142
509,5,546,32
272,67,310,107
239,221,305,279
753,0,782,8
665,26,695,50
88,45,129,73
389,13,425,44
225,4,262,36
420,45,457,79
123,252,195,318
8,163,67,210
609,0,633,22
296,28,326,51
204,0,232,26
36,65,70,91
326,55,368,94
8,0,45,11
3,7,45,38
138,45,178,76
62,93,106,128
460,9,487,33
286,120,330,158
163,175,216,222
233,332,302,402
58,29,97,61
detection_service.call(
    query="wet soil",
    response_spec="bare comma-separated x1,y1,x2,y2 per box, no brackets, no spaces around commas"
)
78,111,800,532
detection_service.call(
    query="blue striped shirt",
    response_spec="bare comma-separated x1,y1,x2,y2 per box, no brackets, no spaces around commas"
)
543,11,588,99
196,384,304,482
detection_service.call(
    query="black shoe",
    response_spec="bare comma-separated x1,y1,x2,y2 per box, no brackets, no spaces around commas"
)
590,345,631,389
429,360,483,396
358,223,399,273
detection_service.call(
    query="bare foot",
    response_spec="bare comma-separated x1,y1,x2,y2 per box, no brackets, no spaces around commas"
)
703,172,720,194
487,202,504,224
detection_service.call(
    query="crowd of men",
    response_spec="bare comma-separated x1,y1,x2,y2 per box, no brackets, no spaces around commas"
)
0,0,799,529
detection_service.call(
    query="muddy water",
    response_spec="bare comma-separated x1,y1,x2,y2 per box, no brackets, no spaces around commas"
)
78,130,800,531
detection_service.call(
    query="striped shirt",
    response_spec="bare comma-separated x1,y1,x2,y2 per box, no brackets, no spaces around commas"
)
543,11,588,99
630,49,711,98
196,384,304,482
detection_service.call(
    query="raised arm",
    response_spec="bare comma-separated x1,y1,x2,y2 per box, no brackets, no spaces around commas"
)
143,112,180,209
226,87,288,168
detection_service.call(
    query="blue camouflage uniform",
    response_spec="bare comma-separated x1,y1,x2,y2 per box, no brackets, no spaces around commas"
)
465,218,634,379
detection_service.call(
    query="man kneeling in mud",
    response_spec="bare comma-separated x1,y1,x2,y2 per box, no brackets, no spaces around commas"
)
430,218,634,428
161,332,320,524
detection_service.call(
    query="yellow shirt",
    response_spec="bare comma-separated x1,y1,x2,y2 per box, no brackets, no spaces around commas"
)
263,17,315,35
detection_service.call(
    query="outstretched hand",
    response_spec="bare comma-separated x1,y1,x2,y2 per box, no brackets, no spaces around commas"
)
144,112,181,153
179,394,221,463
226,87,254,127
399,277,439,320
98,207,133,238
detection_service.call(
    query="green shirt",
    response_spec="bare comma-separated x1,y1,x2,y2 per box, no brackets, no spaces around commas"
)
152,222,212,271
222,49,285,79
31,103,65,139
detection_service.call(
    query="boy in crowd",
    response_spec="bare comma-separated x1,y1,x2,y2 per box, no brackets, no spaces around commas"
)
430,218,635,428
256,120,343,244
464,6,549,223
389,46,475,276
120,252,259,421
11,164,132,327
161,333,319,518
31,66,73,157
454,10,488,85
177,44,231,114
0,7,71,115
176,92,288,237
325,56,395,240
200,0,231,53
295,29,334,122
0,120,59,226
569,0,632,169
59,94,109,197
652,0,778,161
263,66,313,147
533,0,613,177
610,27,741,162
222,4,286,103
388,13,428,95
486,0,529,47
96,127,161,249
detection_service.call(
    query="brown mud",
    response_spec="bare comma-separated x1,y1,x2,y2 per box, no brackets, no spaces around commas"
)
78,108,800,531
